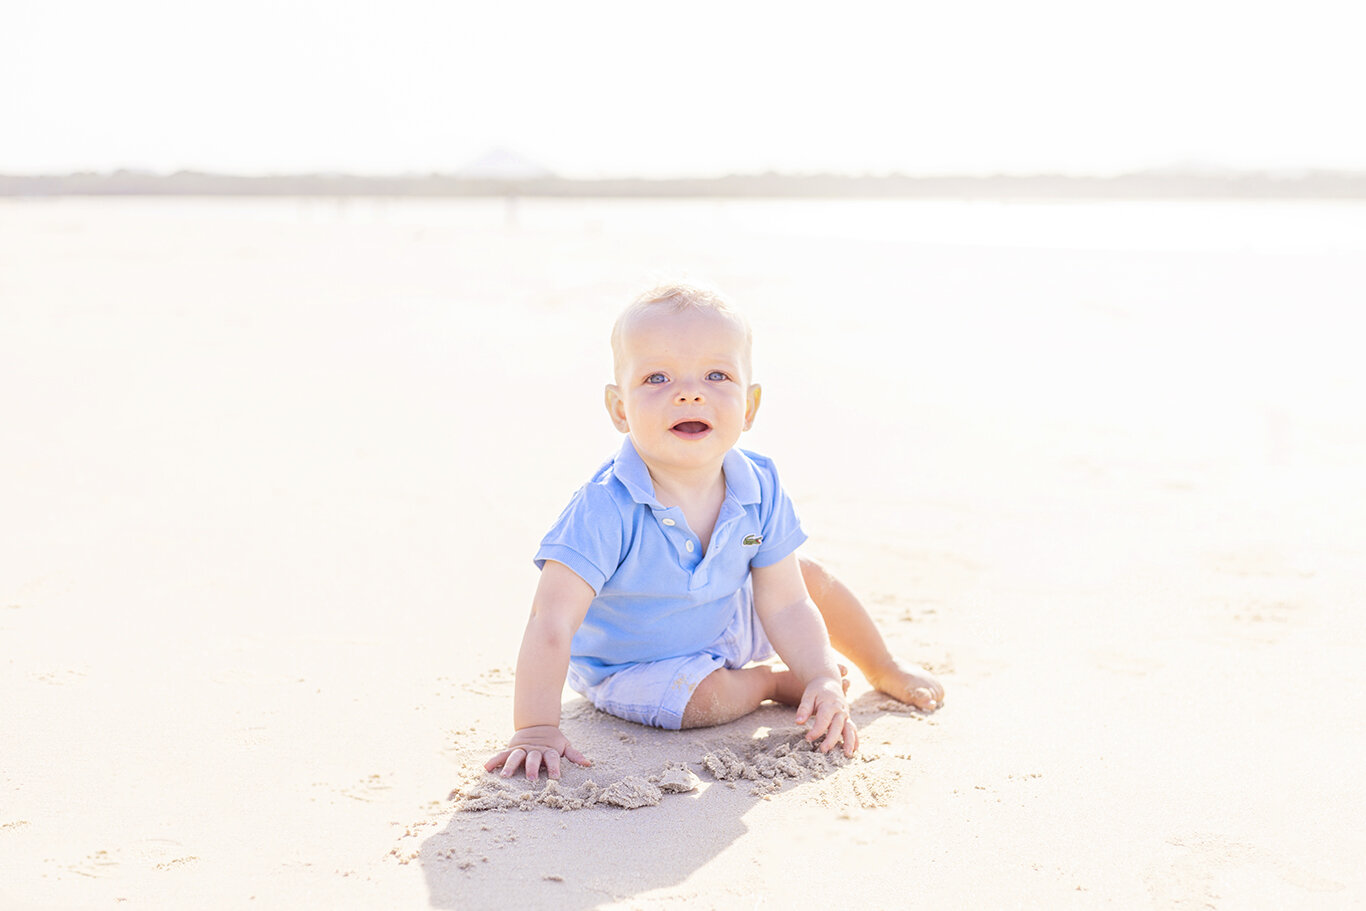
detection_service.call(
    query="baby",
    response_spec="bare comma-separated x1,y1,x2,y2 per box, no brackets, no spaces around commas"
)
485,284,943,781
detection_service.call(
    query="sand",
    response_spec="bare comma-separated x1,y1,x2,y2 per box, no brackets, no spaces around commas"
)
2,196,1364,909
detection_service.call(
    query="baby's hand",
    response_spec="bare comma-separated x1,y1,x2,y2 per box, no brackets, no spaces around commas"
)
483,725,591,781
794,676,859,757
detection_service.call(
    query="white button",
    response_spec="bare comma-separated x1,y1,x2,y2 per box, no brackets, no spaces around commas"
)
661,518,676,526
685,540,695,552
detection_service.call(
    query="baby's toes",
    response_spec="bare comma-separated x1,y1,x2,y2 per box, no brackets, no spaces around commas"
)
910,686,939,711
874,668,941,711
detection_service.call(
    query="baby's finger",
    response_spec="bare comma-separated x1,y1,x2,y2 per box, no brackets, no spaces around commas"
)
525,749,544,781
806,700,837,744
499,748,526,778
794,691,816,725
484,750,513,772
563,745,592,768
841,719,859,757
544,750,562,780
818,711,849,753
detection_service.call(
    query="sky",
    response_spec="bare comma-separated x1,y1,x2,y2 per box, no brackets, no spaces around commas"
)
4,0,1365,178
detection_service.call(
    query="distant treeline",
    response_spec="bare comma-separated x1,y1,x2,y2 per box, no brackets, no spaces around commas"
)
4,170,1366,199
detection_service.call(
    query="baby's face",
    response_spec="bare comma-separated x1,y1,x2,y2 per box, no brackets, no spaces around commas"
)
606,307,760,476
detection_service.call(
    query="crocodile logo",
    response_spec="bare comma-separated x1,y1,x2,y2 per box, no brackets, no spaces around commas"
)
742,534,763,546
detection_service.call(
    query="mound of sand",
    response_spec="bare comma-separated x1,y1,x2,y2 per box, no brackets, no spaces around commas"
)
453,726,913,813
457,761,702,812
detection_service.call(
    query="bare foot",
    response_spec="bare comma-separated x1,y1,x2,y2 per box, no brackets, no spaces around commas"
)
869,661,944,712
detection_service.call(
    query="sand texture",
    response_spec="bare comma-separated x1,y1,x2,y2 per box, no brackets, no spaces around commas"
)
3,197,1365,909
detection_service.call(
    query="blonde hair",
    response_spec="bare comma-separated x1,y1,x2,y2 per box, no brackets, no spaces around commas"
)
610,283,753,380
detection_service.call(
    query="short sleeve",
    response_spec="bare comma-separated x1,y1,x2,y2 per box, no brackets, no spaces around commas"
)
533,482,625,593
748,458,807,569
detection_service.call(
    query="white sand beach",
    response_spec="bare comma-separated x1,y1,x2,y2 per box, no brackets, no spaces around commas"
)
2,196,1364,909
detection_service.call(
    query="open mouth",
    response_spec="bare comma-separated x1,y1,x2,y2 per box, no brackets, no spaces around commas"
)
670,420,712,437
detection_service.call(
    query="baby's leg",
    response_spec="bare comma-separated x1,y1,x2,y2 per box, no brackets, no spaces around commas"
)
800,555,944,711
681,664,851,729
680,665,803,729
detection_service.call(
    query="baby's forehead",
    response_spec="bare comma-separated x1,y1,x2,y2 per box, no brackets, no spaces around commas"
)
612,304,753,376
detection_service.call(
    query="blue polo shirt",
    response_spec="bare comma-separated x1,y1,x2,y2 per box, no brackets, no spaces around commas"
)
534,438,807,689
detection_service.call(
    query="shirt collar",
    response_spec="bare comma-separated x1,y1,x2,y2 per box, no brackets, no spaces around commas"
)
722,447,761,506
612,437,761,507
612,438,660,506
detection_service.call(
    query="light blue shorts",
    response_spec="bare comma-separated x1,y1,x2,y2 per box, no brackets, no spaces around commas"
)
573,595,775,731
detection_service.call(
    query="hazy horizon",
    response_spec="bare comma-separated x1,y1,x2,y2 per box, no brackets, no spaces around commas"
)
5,156,1362,181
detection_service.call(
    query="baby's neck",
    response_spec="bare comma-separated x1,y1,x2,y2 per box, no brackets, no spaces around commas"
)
646,460,724,501
650,470,724,508
646,464,727,554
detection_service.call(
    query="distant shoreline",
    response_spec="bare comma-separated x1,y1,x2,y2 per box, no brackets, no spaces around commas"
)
4,170,1366,199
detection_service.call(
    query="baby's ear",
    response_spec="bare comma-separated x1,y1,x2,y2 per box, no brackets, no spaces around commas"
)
604,384,630,433
743,383,762,430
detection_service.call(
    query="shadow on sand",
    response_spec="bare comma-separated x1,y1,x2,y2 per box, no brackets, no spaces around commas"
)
420,693,924,909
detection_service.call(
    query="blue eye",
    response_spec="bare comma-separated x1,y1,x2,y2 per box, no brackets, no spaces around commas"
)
707,371,729,382
645,373,668,384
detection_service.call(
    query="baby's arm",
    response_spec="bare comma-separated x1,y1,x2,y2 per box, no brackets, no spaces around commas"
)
751,553,859,756
483,560,595,781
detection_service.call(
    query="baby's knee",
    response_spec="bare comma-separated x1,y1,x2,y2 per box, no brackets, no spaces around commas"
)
681,668,740,729
681,666,773,729
683,667,727,714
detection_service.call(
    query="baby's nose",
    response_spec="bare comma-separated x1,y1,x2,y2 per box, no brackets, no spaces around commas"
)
675,389,704,404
